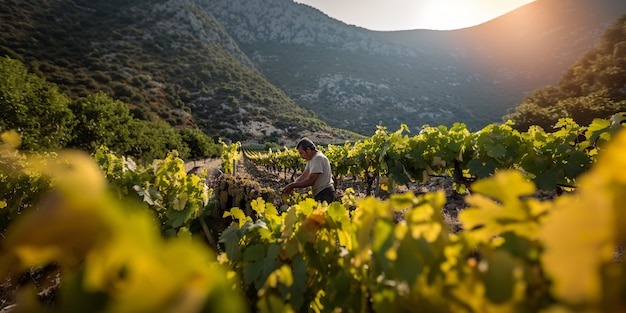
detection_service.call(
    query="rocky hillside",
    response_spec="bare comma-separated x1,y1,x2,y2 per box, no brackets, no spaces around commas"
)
207,0,626,133
0,0,360,144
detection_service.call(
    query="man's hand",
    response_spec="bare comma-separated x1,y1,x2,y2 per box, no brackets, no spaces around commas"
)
281,184,294,194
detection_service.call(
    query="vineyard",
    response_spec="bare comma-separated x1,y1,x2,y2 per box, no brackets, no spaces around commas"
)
2,113,626,312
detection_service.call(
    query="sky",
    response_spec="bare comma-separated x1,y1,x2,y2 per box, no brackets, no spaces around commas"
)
294,0,537,31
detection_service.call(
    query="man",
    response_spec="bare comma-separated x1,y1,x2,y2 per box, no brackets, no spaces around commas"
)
281,138,335,203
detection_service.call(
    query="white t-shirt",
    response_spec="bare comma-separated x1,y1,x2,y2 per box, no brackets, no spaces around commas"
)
304,151,334,196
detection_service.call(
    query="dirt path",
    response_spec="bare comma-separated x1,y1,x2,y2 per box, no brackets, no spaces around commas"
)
184,158,221,175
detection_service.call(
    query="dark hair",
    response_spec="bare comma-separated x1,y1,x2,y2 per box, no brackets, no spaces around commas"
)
296,137,316,151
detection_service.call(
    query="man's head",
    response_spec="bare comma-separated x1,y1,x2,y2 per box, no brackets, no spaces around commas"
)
296,138,316,160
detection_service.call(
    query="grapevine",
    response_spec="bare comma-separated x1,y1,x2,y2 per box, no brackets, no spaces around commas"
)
245,113,626,195
220,139,241,175
2,114,626,312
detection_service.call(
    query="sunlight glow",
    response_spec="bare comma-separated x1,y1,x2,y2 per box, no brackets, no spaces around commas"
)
295,0,536,31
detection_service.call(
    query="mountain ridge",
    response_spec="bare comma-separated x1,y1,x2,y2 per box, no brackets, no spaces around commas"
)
1,0,625,142
208,0,626,133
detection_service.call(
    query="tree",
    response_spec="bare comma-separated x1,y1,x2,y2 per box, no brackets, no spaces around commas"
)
68,92,134,154
126,120,190,164
554,89,626,126
0,57,75,150
179,127,221,160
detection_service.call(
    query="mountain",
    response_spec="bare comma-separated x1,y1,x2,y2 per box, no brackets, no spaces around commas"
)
206,0,626,133
379,0,626,111
0,0,360,144
1,0,625,142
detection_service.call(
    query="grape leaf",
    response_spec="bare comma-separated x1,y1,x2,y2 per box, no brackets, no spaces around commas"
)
485,250,516,304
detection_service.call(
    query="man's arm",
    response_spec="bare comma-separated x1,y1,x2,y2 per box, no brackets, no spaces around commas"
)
282,171,320,194
293,167,309,183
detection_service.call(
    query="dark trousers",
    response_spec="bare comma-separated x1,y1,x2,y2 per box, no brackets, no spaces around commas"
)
314,187,335,203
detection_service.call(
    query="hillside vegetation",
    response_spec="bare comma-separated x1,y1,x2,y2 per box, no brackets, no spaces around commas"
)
505,15,626,131
0,56,221,162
